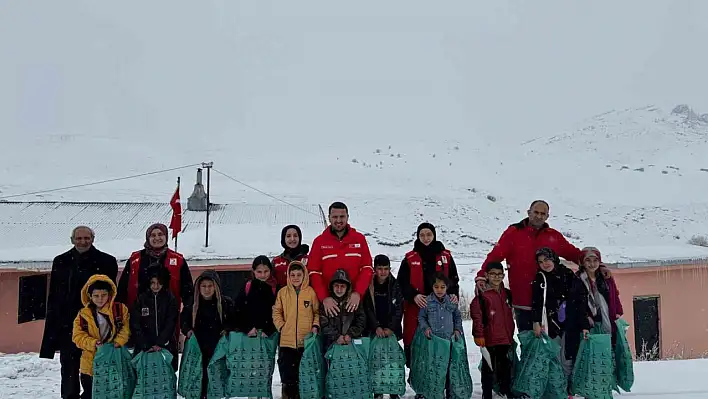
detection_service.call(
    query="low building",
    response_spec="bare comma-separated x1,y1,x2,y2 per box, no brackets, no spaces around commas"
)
610,258,708,360
0,200,325,354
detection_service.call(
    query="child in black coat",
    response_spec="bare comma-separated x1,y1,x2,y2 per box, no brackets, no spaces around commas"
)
130,266,180,372
234,255,278,337
181,270,235,399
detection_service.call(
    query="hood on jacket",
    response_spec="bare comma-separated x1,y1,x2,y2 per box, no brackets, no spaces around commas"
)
192,269,224,326
81,274,118,311
329,269,352,299
286,260,310,290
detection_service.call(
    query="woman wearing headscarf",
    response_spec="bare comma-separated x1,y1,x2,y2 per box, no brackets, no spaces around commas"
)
398,222,460,365
272,224,309,289
116,223,194,313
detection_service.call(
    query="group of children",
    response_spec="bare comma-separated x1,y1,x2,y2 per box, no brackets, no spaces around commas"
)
471,246,624,399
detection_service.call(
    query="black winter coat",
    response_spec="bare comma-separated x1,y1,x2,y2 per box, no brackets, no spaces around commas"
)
116,249,194,309
234,279,277,336
397,242,460,301
363,276,404,339
40,246,118,358
531,264,577,339
319,295,366,350
130,288,179,351
181,296,235,361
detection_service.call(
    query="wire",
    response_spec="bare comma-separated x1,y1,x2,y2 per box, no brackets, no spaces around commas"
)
0,163,202,200
212,167,405,243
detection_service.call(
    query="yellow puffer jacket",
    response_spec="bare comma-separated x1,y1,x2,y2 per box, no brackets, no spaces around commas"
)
72,274,130,376
273,261,320,348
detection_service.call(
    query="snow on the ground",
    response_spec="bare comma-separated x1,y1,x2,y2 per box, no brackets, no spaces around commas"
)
2,321,707,398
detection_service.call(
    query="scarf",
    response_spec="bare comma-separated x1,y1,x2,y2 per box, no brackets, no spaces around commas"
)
579,271,612,334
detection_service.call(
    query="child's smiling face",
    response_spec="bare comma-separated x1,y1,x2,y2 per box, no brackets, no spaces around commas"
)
91,289,110,308
289,269,304,288
149,277,163,293
332,282,348,298
537,255,555,272
253,264,271,282
200,279,215,299
433,280,447,298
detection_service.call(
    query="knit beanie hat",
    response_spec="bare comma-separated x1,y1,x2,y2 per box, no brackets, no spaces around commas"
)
535,247,560,265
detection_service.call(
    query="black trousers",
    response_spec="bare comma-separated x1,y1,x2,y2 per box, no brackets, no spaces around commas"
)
60,342,82,399
278,347,305,397
480,345,512,399
79,374,93,399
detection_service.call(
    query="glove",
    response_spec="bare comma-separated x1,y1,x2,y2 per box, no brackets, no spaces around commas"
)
474,337,486,347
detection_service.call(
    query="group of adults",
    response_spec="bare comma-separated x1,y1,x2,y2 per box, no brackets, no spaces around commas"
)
40,199,585,399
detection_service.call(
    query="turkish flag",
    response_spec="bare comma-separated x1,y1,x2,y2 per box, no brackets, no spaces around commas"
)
169,186,182,238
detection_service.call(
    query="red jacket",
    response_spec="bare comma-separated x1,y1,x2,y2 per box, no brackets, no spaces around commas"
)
477,218,582,308
308,225,373,301
273,253,309,288
470,286,515,346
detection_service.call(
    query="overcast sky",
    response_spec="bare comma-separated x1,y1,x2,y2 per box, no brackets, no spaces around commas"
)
1,0,706,145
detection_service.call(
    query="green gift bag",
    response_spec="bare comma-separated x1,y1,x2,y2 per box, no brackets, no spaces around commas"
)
178,336,203,399
91,345,136,399
512,331,567,399
614,318,635,392
410,331,451,399
325,337,372,399
369,336,406,396
131,349,177,399
225,331,279,398
571,329,615,399
448,335,473,399
207,336,229,399
299,333,325,399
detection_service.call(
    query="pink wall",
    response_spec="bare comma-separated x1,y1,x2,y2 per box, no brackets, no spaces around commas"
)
0,271,48,354
612,264,708,359
0,264,251,354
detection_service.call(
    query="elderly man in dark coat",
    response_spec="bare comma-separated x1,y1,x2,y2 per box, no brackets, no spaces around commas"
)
39,226,118,399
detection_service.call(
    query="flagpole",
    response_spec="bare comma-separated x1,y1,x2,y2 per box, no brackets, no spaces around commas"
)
174,176,180,252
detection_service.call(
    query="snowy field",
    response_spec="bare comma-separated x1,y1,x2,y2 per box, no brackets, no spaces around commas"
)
1,321,707,398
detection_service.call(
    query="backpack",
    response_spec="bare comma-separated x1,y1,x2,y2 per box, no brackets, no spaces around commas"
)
477,288,512,326
79,302,124,335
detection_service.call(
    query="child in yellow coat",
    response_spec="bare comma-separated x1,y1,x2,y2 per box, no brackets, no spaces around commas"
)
72,274,130,397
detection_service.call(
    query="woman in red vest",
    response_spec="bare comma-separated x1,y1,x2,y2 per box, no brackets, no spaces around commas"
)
116,223,194,313
272,224,309,289
397,222,460,365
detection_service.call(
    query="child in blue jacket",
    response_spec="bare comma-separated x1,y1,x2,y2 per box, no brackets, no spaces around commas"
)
418,273,463,399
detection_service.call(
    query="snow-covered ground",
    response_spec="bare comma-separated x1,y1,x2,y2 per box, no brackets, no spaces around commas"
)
1,321,706,398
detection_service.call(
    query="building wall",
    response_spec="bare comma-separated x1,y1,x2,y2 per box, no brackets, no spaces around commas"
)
612,264,708,359
0,263,251,354
0,270,48,354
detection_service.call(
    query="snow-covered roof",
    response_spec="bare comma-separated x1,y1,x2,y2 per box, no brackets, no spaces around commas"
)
0,201,326,268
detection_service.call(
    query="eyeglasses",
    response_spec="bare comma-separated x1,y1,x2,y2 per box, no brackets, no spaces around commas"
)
487,272,505,277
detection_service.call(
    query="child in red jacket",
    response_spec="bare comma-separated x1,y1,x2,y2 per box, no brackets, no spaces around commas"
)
471,262,515,399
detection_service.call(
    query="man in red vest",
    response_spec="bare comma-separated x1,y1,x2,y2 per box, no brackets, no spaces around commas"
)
116,223,193,313
476,200,610,332
308,202,374,317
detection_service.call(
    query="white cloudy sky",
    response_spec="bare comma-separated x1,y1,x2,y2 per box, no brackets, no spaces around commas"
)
1,0,706,145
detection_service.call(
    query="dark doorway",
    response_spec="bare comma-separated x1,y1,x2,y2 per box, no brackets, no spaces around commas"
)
18,274,48,323
633,296,660,360
217,270,250,299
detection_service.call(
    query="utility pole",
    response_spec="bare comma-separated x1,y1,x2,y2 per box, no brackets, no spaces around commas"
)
202,161,214,247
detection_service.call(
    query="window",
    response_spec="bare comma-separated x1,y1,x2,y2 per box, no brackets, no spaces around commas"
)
217,271,250,299
18,274,48,324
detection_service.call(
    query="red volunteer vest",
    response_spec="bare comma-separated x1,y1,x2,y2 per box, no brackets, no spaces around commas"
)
405,249,452,292
125,249,184,309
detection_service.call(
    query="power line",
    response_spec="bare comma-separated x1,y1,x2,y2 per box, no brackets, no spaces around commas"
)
0,163,202,200
212,167,404,243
